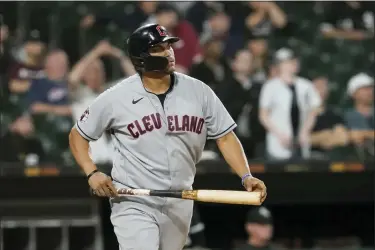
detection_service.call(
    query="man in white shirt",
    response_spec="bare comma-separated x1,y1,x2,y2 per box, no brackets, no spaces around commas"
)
259,48,321,160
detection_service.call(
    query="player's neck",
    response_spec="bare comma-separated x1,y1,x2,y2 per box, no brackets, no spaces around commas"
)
142,73,171,95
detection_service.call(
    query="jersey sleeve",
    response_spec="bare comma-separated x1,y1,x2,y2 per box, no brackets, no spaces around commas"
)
202,83,237,140
75,91,114,141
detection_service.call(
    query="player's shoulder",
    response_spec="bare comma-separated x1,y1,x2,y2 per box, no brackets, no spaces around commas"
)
100,74,140,97
174,72,209,90
110,74,141,89
91,74,139,105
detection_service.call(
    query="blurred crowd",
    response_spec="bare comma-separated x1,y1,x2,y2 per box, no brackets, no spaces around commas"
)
0,1,374,166
0,2,374,250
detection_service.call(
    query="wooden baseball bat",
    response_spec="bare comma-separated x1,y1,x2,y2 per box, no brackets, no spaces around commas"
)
116,188,262,205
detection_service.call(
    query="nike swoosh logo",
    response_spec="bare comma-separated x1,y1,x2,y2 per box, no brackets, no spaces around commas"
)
132,97,144,104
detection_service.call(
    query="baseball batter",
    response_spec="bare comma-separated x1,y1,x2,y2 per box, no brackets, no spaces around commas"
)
69,23,267,250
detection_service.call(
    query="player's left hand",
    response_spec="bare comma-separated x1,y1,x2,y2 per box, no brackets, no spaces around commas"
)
244,177,267,203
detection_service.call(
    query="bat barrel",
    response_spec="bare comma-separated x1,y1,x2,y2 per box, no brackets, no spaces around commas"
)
195,190,262,205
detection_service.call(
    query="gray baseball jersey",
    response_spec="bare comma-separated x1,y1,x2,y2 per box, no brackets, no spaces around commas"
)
76,72,236,191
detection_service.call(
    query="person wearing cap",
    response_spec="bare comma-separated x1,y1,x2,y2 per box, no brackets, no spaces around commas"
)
344,73,374,147
236,207,274,250
259,48,321,160
8,30,46,95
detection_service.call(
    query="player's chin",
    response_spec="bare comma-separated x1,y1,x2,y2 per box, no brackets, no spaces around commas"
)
165,65,176,74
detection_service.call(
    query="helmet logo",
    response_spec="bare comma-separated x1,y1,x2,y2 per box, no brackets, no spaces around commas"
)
156,25,167,37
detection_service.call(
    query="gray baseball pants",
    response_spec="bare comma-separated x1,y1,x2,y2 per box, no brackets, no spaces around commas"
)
110,196,194,250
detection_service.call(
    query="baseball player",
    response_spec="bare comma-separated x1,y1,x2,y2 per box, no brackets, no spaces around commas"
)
69,23,267,250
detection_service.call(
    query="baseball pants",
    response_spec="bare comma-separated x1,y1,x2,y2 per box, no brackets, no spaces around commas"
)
110,197,194,250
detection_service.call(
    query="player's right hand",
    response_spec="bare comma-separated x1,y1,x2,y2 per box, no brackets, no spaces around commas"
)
88,171,118,197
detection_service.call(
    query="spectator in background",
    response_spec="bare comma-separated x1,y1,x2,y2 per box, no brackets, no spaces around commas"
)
199,10,243,58
168,2,195,17
259,48,321,160
236,207,274,250
0,24,11,94
217,48,267,158
186,1,224,34
320,1,374,40
310,76,349,159
7,30,46,95
189,37,230,92
69,40,135,114
244,2,287,37
142,4,202,73
246,35,269,85
26,49,71,117
0,113,45,165
69,40,135,164
80,1,159,33
224,1,287,34
0,24,10,71
345,73,374,158
216,49,254,155
227,1,287,83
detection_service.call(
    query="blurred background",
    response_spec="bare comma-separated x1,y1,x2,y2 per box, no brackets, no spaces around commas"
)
0,1,374,250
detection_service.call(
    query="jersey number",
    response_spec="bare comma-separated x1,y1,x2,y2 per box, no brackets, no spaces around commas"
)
156,25,167,37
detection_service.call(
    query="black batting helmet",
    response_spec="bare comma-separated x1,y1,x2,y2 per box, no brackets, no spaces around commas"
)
126,23,180,72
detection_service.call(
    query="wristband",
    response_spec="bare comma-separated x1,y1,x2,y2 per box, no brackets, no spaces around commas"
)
241,173,252,187
87,169,99,180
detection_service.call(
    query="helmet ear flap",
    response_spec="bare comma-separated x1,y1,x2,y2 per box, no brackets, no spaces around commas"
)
129,56,146,72
131,52,169,72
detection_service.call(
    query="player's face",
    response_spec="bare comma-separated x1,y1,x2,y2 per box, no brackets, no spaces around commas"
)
149,42,176,73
